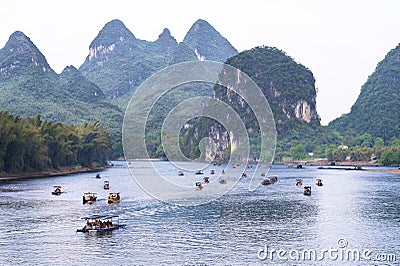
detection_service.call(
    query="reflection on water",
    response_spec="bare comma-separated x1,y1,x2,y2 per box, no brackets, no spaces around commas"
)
0,161,399,265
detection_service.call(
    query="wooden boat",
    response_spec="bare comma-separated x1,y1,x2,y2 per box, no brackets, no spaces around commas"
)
241,172,247,178
107,192,120,203
261,172,266,177
295,179,303,186
316,179,323,186
195,170,204,175
270,176,278,183
76,215,126,234
210,169,215,175
222,170,225,175
195,182,203,190
178,171,184,176
103,181,110,190
83,192,97,204
203,177,209,184
52,185,62,195
304,186,312,196
261,179,271,185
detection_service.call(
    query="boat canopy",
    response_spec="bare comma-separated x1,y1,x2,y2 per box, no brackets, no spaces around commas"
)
81,214,120,220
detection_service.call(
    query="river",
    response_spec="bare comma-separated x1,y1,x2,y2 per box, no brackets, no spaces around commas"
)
0,161,399,265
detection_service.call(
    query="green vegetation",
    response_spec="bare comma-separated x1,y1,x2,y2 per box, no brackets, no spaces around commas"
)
329,44,400,144
0,111,111,174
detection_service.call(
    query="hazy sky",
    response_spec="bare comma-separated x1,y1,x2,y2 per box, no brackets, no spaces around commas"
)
0,0,399,125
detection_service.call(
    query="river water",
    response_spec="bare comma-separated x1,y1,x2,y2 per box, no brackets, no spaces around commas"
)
0,161,399,265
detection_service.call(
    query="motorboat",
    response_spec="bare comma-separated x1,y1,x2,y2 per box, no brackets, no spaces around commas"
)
316,179,323,186
203,177,209,184
178,171,184,176
295,179,303,186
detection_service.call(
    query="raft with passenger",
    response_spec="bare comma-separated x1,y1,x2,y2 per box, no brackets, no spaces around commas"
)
76,215,126,234
52,185,62,195
83,192,97,204
107,192,120,204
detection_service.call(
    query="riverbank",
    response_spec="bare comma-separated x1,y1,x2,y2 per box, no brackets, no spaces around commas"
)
283,159,400,175
0,164,110,181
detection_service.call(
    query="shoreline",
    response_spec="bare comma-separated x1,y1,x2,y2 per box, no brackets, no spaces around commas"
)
0,164,110,181
281,159,400,175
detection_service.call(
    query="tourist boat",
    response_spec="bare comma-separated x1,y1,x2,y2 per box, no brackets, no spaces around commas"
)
304,186,312,196
295,179,303,186
203,177,209,183
95,174,101,179
218,177,227,184
316,179,323,186
83,192,97,204
108,192,120,203
178,171,184,176
195,170,204,175
52,185,62,195
270,176,278,183
210,169,215,175
261,179,271,185
103,181,110,190
76,215,126,234
195,182,203,190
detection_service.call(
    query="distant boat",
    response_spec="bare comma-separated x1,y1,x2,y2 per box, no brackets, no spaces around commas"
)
195,170,204,175
52,185,62,195
83,192,97,204
316,179,323,186
103,181,110,190
108,192,120,204
95,174,101,179
178,171,184,176
203,177,209,184
295,179,303,186
195,182,203,190
261,179,271,185
303,186,311,196
210,169,215,175
218,177,227,184
270,176,278,183
76,215,126,234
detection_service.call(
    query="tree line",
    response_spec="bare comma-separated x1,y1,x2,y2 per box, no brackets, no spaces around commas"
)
0,111,111,174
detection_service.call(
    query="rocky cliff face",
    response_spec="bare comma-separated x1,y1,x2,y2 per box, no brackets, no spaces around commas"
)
181,46,320,160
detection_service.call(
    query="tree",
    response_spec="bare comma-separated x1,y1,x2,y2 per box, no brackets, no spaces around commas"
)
290,144,307,160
